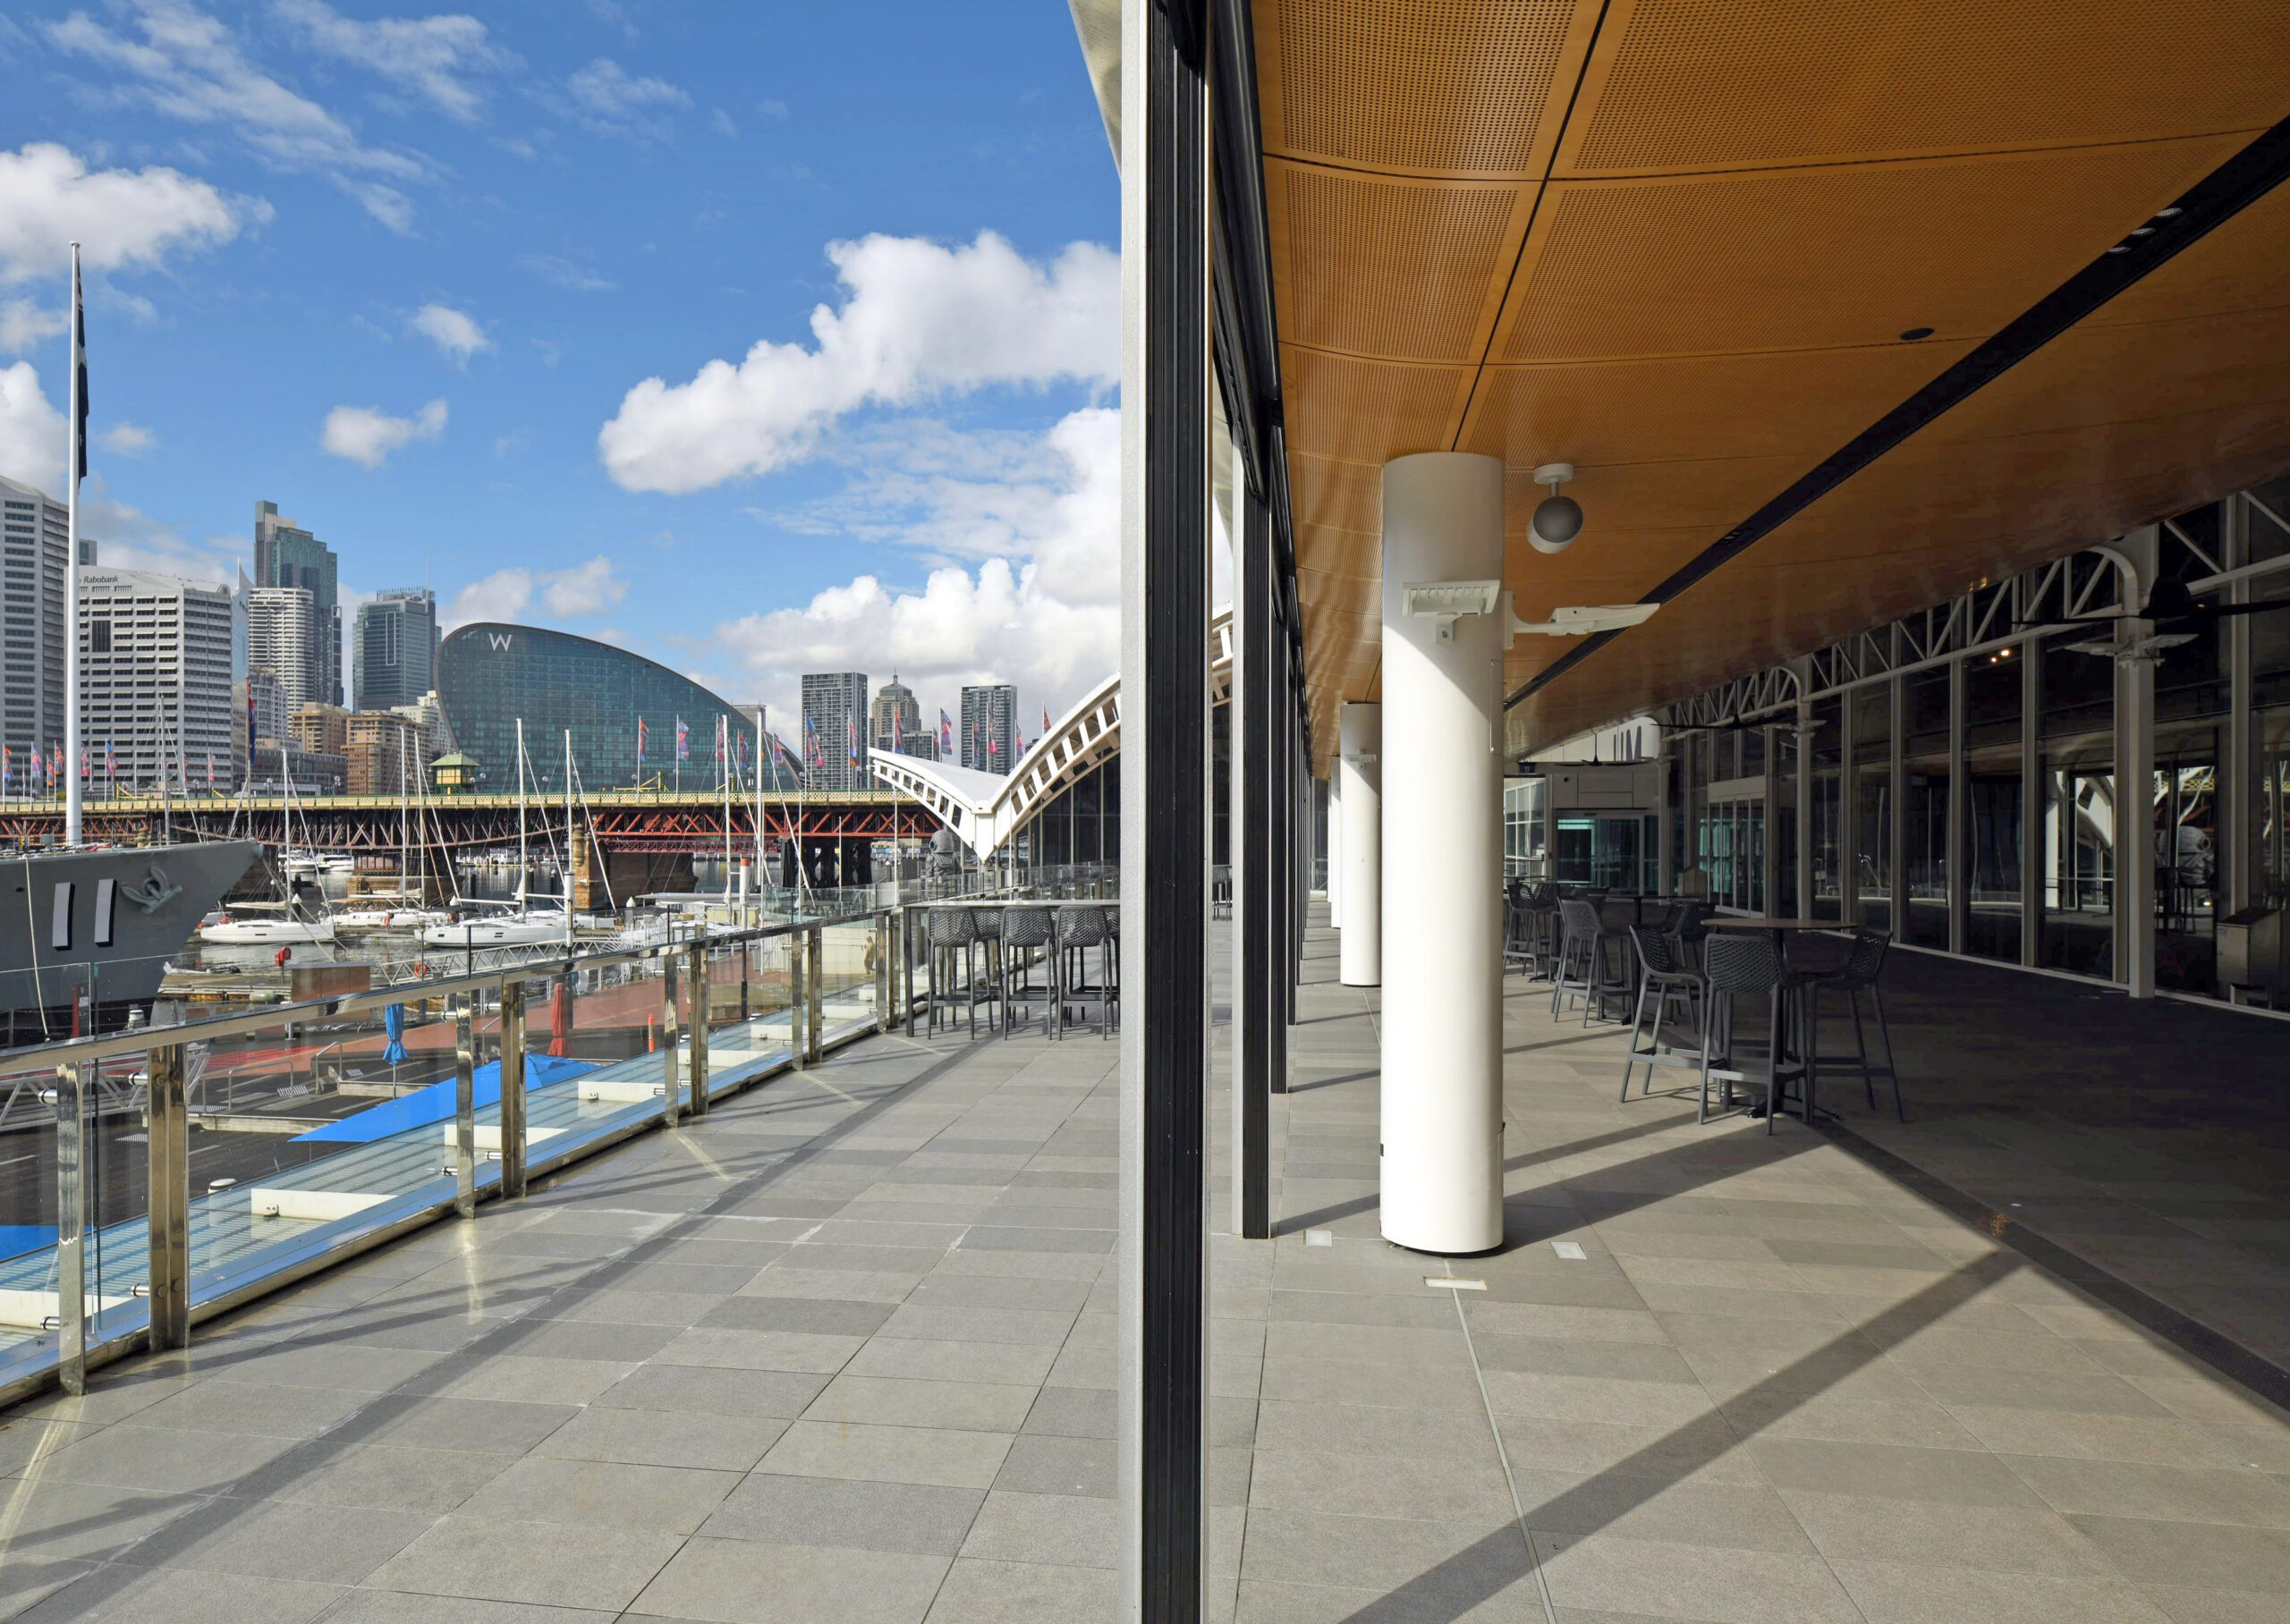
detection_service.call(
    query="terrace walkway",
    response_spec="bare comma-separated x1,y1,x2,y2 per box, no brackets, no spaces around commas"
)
3,911,2289,1621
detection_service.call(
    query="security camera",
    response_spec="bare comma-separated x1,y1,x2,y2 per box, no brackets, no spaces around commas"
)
1529,463,1581,555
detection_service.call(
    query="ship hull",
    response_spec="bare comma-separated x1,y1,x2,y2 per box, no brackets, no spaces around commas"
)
2,841,261,1044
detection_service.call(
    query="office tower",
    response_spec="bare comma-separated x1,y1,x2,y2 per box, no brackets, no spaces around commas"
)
801,672,869,791
345,710,431,794
353,588,439,712
236,670,288,782
870,673,920,750
75,568,233,792
961,682,1018,774
247,588,321,708
1,474,97,774
290,702,351,757
253,500,342,706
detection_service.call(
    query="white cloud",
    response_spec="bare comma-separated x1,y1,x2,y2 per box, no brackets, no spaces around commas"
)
0,361,67,492
519,254,615,293
598,232,1117,494
709,106,736,139
756,97,789,120
0,141,262,285
45,3,429,232
274,0,514,123
321,397,446,467
565,56,689,140
705,403,1124,730
410,300,490,364
445,553,626,628
0,299,65,354
79,491,238,586
103,422,156,456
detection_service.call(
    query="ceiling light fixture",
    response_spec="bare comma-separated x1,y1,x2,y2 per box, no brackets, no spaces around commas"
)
1899,326,1934,341
1529,463,1582,554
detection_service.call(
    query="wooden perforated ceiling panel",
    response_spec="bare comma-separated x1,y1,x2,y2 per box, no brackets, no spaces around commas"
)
1254,0,2290,767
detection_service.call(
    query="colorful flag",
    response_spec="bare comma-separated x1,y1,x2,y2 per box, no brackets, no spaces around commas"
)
675,716,689,762
1042,706,1051,734
636,715,649,764
3,746,11,791
72,253,89,483
207,751,216,789
81,747,90,782
939,710,954,755
804,716,822,767
846,715,857,765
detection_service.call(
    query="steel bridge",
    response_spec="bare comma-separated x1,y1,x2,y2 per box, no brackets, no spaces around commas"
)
0,787,940,856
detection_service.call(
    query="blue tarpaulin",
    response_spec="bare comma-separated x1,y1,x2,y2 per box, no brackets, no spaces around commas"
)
291,1053,596,1144
382,1002,407,1064
0,1226,58,1262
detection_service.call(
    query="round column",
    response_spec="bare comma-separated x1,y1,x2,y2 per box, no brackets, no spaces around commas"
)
1337,703,1380,985
1327,770,1343,919
1379,452,1504,1255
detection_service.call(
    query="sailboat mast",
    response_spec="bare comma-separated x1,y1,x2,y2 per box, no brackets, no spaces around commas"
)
564,729,574,948
722,715,734,902
515,716,529,912
63,244,83,848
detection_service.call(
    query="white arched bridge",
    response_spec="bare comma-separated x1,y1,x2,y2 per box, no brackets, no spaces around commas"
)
871,608,1234,859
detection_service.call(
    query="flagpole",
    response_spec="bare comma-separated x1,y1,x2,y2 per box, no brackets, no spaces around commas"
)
64,243,82,848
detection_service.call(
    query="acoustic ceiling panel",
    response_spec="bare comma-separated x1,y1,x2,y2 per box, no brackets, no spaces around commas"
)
1498,139,2235,361
1289,452,1386,537
2086,182,2290,329
1294,523,1379,582
1260,0,1595,178
1561,0,2287,177
1279,346,1475,466
1461,344,1975,469
1270,163,1532,361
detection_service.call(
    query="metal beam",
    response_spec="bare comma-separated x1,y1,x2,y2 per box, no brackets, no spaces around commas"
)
1233,481,1274,1239
1118,0,1212,1613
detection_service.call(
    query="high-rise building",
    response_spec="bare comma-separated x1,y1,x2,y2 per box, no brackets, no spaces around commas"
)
353,588,439,712
247,587,320,708
961,682,1019,774
801,672,869,791
1,474,97,776
869,673,920,751
290,702,351,757
345,710,432,795
236,671,289,782
253,500,342,706
76,568,233,792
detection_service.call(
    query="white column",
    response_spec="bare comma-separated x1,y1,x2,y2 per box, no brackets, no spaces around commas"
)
1328,770,1343,922
1337,702,1380,985
1378,452,1504,1256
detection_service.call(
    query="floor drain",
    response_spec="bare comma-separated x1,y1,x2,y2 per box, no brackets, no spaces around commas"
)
1552,1240,1586,1260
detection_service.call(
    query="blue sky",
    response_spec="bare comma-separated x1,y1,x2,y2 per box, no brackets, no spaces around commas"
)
0,1,1119,732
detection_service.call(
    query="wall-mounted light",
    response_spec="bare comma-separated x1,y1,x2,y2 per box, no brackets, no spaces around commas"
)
1529,463,1582,554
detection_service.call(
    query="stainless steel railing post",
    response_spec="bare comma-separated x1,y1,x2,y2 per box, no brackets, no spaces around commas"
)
789,931,810,1070
661,952,683,1126
453,996,477,1220
54,1062,88,1396
686,943,710,1118
806,925,825,1065
144,1042,190,1349
903,904,919,1036
876,913,895,1036
738,943,751,1023
498,981,527,1199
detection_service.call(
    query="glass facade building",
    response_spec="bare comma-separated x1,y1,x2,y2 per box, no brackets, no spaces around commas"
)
1665,482,2290,1010
437,623,796,793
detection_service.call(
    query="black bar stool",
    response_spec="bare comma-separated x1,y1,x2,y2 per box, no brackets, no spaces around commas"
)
1805,927,1904,1120
1699,932,1811,1132
1622,923,1707,1102
1000,904,1058,1036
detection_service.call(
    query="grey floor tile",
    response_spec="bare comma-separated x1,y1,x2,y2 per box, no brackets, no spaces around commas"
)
628,1535,948,1624
959,1489,1115,1568
700,1472,984,1554
2065,1513,2290,1594
362,1513,685,1610
1780,1490,2116,1577
126,1494,434,1584
32,1422,293,1494
760,1419,1014,1488
17,1565,344,1623
0,1480,202,1564
698,1295,899,1335
231,1440,518,1513
2004,1453,2290,1527
653,1327,866,1373
992,1433,1116,1498
924,1556,1115,1622
1828,1557,2176,1624
455,1454,741,1533
1747,1436,2048,1508
844,1336,1059,1385
397,1353,634,1406
355,1395,582,1455
1531,1529,1862,1623
532,1404,788,1470
803,1374,1039,1433
591,1361,830,1418
1241,1508,1521,1594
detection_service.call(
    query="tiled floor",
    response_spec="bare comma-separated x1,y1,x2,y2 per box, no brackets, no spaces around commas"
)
2,909,2288,1622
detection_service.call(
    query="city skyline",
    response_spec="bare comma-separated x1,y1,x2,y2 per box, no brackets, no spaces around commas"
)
0,3,1120,743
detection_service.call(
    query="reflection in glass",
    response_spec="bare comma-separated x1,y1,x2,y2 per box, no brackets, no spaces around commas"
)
1810,697,1843,919
1902,667,1950,949
1853,685,1892,931
2040,639,2115,978
1962,649,2023,961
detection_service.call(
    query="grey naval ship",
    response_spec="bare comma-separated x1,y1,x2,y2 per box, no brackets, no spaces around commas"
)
1,841,260,1045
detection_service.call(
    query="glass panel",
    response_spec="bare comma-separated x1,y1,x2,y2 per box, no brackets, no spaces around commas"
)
1853,684,1893,931
2153,728,2219,994
1774,731,1798,918
1963,649,2023,961
1810,696,1843,919
2040,639,2116,978
2259,705,2290,916
1901,666,1950,950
